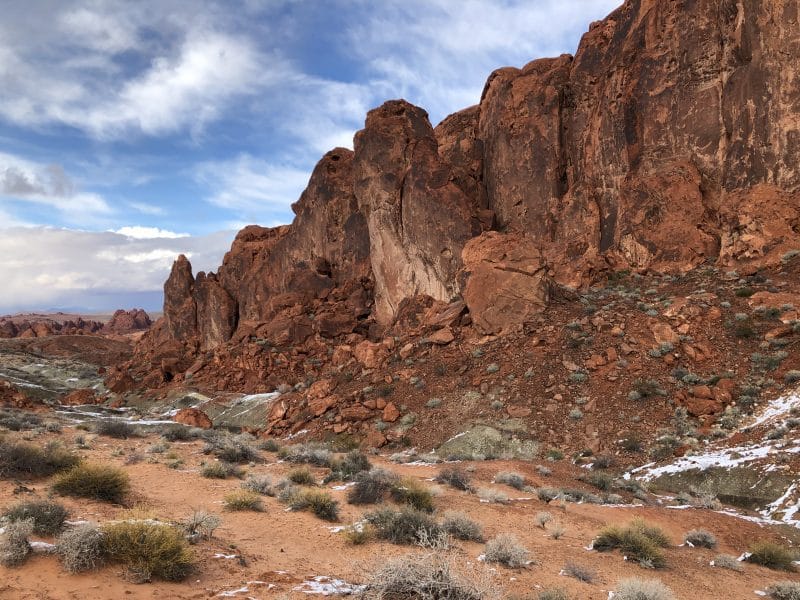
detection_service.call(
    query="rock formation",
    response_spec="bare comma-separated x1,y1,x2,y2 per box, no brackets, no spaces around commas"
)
128,0,800,386
102,309,152,334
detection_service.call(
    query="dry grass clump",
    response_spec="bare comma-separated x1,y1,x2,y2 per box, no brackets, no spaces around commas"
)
181,511,221,542
287,467,316,486
483,533,529,568
442,510,484,542
365,507,443,545
494,471,526,490
746,541,798,571
52,463,130,504
3,499,68,535
435,466,473,491
767,581,800,599
342,523,373,545
160,424,202,442
360,550,500,600
326,450,372,482
102,520,194,582
538,589,571,600
684,529,717,549
477,487,509,504
287,489,339,521
347,468,399,505
613,577,676,600
206,438,262,464
223,490,264,512
201,461,243,479
389,477,435,512
241,475,274,496
0,518,33,567
712,553,743,571
0,439,79,479
277,442,332,467
94,420,138,439
593,519,669,568
535,511,553,529
563,561,596,583
56,523,106,573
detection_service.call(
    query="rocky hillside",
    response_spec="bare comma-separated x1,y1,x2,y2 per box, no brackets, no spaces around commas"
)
0,309,152,339
109,0,800,449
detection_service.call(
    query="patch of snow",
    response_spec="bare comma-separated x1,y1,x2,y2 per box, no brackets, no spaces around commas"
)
330,483,356,491
292,576,365,595
748,391,800,428
214,553,239,559
30,541,56,553
284,429,309,441
218,586,250,597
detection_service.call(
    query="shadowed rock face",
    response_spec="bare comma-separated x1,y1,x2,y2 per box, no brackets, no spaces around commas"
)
154,0,800,355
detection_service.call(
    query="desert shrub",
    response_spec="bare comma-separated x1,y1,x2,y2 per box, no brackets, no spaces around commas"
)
258,438,281,452
550,523,566,540
223,490,264,512
348,468,399,505
0,439,80,479
746,541,797,571
435,466,472,491
287,467,316,486
0,518,32,567
534,511,553,529
342,524,373,545
360,550,499,600
208,439,261,464
767,581,800,600
241,475,274,496
326,450,372,482
390,477,435,512
563,561,596,583
580,471,614,491
536,465,553,477
56,523,106,573
201,461,243,479
537,487,562,502
277,442,332,466
614,577,675,600
3,499,68,535
161,425,201,442
365,507,443,545
94,420,138,439
494,471,526,490
712,554,743,571
484,533,529,568
442,510,484,542
181,511,221,542
288,489,339,521
477,487,509,504
538,590,571,600
593,520,669,568
102,520,194,582
684,529,717,549
52,463,130,504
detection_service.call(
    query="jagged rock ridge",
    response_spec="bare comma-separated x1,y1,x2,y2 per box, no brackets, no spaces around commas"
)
134,0,799,383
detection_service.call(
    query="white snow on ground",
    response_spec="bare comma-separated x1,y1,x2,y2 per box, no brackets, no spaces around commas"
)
292,576,365,595
748,390,800,428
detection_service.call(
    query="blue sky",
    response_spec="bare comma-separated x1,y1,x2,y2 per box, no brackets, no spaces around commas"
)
0,0,621,313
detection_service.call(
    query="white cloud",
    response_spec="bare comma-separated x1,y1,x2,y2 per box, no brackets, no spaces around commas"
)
0,227,235,312
195,153,311,219
128,202,166,216
113,226,189,239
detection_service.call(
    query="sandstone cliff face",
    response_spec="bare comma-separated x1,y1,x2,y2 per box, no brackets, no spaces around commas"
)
149,0,800,360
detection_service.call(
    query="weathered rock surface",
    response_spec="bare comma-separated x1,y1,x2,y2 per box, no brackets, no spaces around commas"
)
174,407,213,429
102,309,152,334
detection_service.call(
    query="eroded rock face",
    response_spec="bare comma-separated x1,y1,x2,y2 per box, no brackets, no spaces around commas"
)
102,309,152,333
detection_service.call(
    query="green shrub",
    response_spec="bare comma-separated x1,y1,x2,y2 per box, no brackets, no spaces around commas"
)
326,450,372,482
287,467,316,486
684,529,716,549
56,523,106,573
0,440,80,479
390,477,435,512
288,489,339,521
258,438,281,452
435,466,472,491
102,520,194,582
201,461,243,479
0,518,32,566
767,581,800,599
494,471,526,490
364,507,442,545
52,463,130,504
614,577,676,600
594,520,669,568
223,490,264,512
3,499,68,535
484,533,529,568
580,471,614,491
348,468,399,505
95,420,138,439
746,541,797,571
442,510,484,542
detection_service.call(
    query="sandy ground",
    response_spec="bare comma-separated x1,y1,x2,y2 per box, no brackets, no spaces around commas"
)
1,427,799,599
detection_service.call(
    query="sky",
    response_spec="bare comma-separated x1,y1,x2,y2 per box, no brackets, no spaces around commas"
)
0,0,622,313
